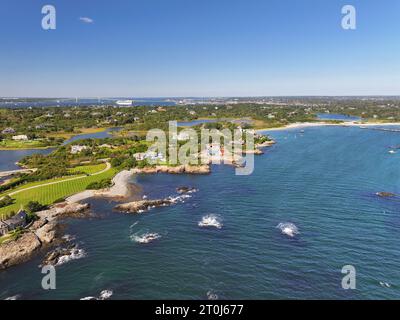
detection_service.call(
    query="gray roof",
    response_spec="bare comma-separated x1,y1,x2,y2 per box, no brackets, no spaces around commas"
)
3,211,27,225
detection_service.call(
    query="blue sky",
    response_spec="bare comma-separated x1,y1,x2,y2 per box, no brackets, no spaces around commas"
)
0,0,399,97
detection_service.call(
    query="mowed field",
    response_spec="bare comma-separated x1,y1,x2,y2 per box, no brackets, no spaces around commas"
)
0,163,116,218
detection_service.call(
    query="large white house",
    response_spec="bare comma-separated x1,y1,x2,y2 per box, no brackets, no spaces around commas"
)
70,145,89,154
12,135,29,141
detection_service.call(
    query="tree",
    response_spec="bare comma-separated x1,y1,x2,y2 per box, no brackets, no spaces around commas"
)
26,201,46,214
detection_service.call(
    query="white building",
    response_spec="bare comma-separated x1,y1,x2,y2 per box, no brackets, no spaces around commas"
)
12,135,29,141
71,145,89,154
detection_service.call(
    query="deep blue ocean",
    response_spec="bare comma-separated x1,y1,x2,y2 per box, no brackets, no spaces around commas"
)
1,125,400,299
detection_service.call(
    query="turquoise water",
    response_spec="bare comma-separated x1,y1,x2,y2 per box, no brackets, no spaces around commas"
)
1,126,400,299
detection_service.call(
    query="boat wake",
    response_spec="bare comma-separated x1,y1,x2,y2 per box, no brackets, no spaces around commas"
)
198,214,223,229
277,222,299,238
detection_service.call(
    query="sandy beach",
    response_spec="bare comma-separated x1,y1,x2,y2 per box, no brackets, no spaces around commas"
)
66,170,134,203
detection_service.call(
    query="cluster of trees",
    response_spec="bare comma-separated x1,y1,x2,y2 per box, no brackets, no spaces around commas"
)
2,99,400,140
0,195,14,208
86,179,112,190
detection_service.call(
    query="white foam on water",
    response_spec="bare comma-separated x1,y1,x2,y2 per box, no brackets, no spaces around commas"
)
277,222,299,238
198,214,223,229
129,221,139,229
80,296,97,300
379,281,391,288
62,234,76,242
168,194,192,204
80,289,113,300
207,290,219,300
99,289,113,300
4,295,21,300
131,232,161,244
56,248,87,266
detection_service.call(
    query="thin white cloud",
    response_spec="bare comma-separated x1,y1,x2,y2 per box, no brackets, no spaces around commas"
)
79,17,94,24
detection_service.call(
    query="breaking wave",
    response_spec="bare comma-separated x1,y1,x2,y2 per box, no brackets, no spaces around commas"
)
206,290,219,300
168,194,192,204
56,248,87,266
277,223,299,238
81,289,113,300
130,232,161,244
198,214,223,229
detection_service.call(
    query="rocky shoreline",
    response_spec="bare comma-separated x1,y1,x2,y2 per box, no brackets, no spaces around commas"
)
131,164,211,175
0,202,90,270
115,187,196,214
0,137,272,270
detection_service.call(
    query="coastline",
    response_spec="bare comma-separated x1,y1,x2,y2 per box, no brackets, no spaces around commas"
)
257,121,400,132
66,169,135,203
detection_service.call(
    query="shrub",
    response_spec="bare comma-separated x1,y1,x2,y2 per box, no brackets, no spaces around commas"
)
0,195,14,208
25,201,47,214
86,178,112,190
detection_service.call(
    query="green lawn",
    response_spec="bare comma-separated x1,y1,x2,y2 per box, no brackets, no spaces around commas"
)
0,164,116,219
0,139,56,150
69,163,107,175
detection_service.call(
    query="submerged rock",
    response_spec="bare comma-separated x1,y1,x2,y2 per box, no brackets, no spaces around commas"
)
376,192,396,198
176,186,197,194
41,243,85,266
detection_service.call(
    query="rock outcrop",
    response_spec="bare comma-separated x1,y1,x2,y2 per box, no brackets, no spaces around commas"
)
0,201,90,270
35,222,57,244
176,186,197,194
115,199,175,214
131,165,210,175
0,232,41,270
376,192,396,198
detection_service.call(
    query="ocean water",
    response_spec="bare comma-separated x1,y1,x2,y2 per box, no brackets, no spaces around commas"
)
0,98,176,108
1,126,400,299
0,149,52,171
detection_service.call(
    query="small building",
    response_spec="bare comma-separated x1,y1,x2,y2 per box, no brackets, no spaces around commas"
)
0,211,28,236
70,145,89,154
133,152,146,161
133,151,165,162
12,135,29,141
178,132,191,141
1,127,15,134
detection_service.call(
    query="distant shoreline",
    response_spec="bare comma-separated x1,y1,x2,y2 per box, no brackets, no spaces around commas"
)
257,121,400,132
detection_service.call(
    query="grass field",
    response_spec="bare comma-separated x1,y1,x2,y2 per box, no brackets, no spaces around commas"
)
69,163,107,175
0,163,116,219
0,139,57,150
47,127,108,140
